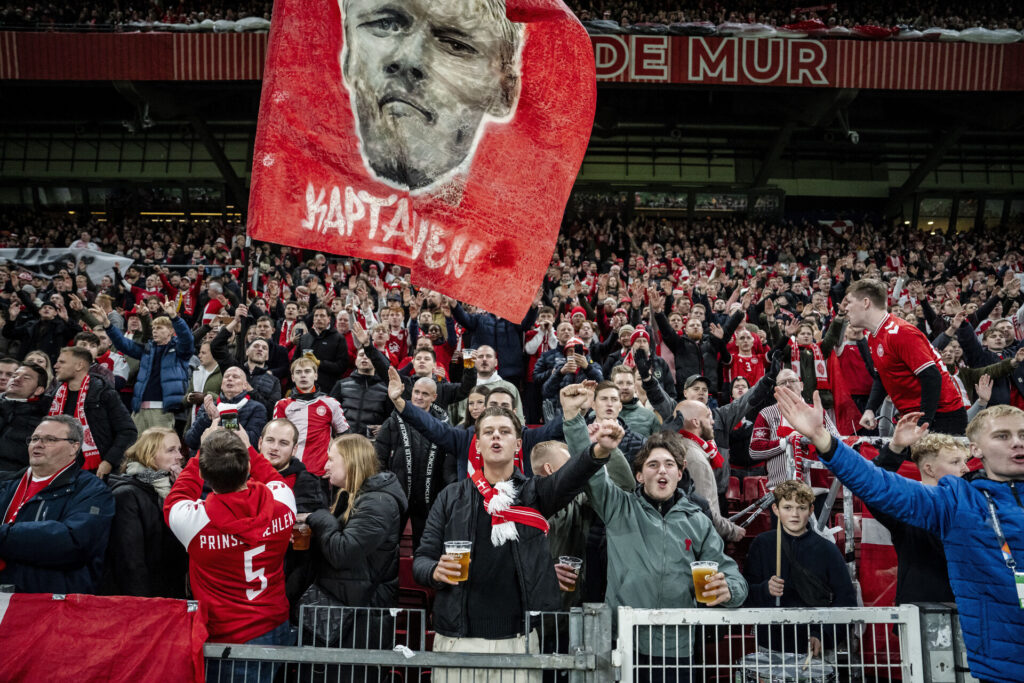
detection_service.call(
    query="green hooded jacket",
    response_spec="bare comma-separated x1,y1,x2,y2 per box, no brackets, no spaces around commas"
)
586,458,748,657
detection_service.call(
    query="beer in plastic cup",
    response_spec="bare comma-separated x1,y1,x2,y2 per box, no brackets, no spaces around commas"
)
462,350,475,369
444,541,472,582
691,561,719,604
292,522,311,551
558,556,583,592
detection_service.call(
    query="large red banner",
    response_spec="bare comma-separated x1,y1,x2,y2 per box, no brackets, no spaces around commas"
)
247,0,596,321
0,592,206,682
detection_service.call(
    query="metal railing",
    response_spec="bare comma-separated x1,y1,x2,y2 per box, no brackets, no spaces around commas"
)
615,605,926,683
199,603,983,682
204,604,615,682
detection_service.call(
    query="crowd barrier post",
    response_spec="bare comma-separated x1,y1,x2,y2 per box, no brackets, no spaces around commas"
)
916,603,981,683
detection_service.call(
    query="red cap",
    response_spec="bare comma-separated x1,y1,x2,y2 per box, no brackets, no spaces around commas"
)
570,306,586,319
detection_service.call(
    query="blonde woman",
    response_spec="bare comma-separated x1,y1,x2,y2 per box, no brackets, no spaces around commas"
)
300,434,407,657
102,427,188,598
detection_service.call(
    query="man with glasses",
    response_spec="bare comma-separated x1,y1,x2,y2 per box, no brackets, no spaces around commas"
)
749,369,840,488
0,415,115,593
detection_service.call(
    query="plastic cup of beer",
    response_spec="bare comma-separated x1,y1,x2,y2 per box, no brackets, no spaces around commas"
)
691,561,719,604
559,556,583,592
462,349,475,369
444,540,472,582
292,522,311,551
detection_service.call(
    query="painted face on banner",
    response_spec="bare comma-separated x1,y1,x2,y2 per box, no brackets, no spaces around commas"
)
340,0,522,191
249,0,595,321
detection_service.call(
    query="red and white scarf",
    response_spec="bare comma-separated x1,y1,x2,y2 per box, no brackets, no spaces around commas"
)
791,338,829,391
278,319,296,346
469,468,549,546
48,376,101,470
679,430,724,470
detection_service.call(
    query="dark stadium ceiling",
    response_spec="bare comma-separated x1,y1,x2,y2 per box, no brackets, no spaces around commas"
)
3,81,1024,167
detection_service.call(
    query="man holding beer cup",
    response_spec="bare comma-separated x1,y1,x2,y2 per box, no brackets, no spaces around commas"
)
412,384,616,683
585,430,748,680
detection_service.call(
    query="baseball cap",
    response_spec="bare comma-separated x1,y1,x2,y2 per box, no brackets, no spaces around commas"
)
683,374,711,390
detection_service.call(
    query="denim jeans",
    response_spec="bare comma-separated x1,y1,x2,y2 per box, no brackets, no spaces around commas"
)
206,621,294,683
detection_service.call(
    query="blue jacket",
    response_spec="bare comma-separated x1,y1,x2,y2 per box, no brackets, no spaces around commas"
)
108,317,193,413
398,402,563,479
0,465,115,594
452,304,537,381
821,439,1024,683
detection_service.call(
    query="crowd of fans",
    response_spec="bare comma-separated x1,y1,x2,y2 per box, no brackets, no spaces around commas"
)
0,206,1022,682
2,0,1021,32
572,0,1024,31
0,1,270,28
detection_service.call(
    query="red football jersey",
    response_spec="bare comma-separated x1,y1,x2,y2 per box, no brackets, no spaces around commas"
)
273,393,349,476
386,328,409,362
868,314,964,415
165,447,296,644
724,352,767,386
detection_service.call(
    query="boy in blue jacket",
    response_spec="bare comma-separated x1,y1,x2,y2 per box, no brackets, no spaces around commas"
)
776,386,1024,683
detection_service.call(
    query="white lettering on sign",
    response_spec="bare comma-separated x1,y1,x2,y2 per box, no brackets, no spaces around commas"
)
593,36,629,80
302,183,482,279
689,38,737,82
630,36,669,81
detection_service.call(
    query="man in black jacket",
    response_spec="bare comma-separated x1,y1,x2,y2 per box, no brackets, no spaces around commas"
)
330,348,391,437
298,305,348,391
651,289,742,399
48,347,138,477
413,385,617,679
376,376,455,549
0,363,49,477
212,306,282,415
2,294,76,364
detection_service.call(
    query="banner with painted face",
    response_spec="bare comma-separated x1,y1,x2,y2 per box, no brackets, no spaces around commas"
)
249,0,596,321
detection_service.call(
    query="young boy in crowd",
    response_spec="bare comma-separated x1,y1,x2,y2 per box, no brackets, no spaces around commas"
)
743,479,857,656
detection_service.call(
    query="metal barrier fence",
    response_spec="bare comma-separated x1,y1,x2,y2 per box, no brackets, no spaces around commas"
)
615,605,925,683
202,604,981,682
204,603,615,683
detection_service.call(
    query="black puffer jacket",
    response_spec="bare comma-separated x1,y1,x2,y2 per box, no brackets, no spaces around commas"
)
101,471,188,598
298,327,349,391
330,372,391,437
0,397,48,475
44,375,138,471
412,446,605,637
655,310,743,394
374,403,455,515
305,472,408,607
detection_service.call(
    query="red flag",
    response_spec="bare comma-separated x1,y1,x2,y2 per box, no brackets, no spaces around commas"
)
249,0,596,321
0,593,206,682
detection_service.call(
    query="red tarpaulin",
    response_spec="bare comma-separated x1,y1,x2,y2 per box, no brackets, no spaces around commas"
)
248,0,596,321
0,592,206,682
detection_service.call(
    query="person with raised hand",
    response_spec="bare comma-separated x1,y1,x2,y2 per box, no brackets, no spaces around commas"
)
775,385,1024,683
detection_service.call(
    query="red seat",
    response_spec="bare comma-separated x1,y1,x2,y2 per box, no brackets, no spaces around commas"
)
726,476,742,505
743,476,768,503
399,519,414,557
398,556,434,612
